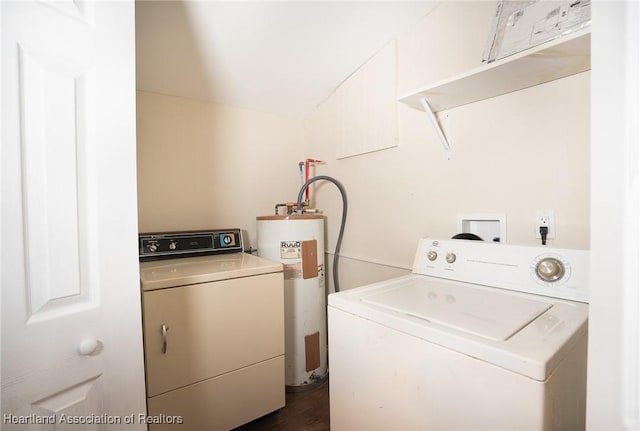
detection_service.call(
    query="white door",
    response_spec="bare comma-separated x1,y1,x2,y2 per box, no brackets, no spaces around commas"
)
1,1,147,429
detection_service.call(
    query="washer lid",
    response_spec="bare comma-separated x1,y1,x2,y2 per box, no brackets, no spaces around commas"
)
329,274,589,381
361,278,552,341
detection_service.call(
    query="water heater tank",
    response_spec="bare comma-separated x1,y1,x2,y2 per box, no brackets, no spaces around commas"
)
256,214,327,390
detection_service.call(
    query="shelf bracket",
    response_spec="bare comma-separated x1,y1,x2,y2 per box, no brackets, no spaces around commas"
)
419,97,451,160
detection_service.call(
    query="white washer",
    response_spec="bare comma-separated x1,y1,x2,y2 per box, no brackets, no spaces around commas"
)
328,238,589,431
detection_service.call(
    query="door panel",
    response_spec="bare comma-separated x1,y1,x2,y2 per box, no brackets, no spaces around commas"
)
18,38,97,322
6,375,104,431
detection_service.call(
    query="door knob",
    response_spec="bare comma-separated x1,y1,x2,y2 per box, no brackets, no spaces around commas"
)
78,338,103,356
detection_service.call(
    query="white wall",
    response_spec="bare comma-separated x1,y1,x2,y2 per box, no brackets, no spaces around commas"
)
304,2,590,290
136,91,309,249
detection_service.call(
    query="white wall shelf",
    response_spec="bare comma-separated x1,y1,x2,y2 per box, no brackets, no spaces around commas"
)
398,28,591,113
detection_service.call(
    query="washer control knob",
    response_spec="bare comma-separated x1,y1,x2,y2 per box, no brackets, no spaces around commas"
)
446,252,457,264
536,258,565,282
169,241,177,250
427,251,438,261
148,243,158,252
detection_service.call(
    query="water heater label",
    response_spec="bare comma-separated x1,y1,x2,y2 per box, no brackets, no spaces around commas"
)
280,240,302,259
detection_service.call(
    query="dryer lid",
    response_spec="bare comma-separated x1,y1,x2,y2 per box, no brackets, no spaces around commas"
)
140,253,283,291
361,277,552,341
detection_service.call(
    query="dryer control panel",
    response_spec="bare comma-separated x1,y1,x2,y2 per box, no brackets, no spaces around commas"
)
139,229,243,261
412,238,589,303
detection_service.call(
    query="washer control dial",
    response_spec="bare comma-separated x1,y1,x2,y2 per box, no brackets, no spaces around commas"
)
446,252,456,264
535,257,565,282
427,251,438,261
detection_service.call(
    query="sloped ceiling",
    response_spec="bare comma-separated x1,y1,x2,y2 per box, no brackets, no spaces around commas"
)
135,1,438,119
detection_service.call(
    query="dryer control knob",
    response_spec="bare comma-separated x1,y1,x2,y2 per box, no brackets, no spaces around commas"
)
536,258,565,282
427,251,438,261
446,253,456,264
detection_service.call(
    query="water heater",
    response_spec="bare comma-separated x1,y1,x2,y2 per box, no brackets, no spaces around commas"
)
256,214,327,390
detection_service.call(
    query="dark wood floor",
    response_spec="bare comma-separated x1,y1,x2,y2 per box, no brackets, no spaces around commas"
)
233,379,330,431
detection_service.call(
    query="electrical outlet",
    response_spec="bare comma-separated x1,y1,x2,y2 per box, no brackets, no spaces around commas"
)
535,210,555,240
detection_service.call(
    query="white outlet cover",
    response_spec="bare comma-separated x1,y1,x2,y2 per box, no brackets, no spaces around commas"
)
535,210,556,239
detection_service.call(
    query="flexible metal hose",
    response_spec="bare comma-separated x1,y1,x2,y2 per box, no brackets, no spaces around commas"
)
296,176,347,293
